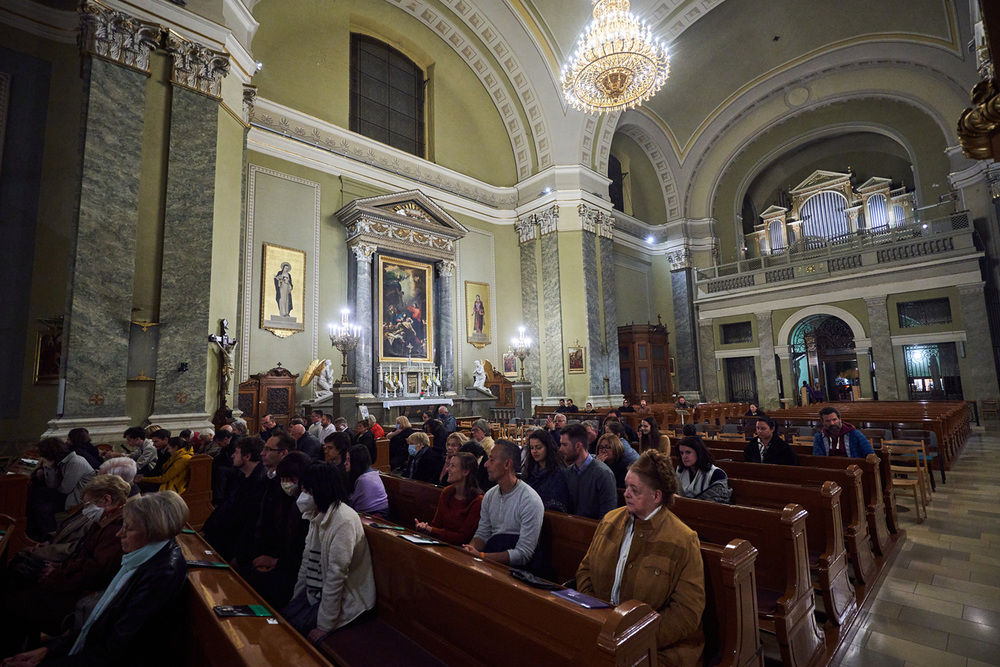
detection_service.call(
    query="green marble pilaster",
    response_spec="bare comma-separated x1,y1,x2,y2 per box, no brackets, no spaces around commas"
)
152,86,222,422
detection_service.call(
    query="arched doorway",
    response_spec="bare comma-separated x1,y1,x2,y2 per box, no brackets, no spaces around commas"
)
789,315,860,403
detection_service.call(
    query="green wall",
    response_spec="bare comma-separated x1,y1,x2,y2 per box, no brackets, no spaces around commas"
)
610,133,667,224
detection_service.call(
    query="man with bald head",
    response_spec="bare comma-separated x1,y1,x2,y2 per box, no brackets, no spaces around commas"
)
545,413,568,442
289,423,322,461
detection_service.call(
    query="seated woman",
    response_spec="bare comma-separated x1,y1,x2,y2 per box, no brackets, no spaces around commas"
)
594,434,629,488
414,452,483,545
1,491,190,667
521,430,570,513
637,417,671,457
675,436,731,504
744,403,764,418
134,437,193,493
345,445,388,518
66,429,101,471
281,462,376,644
422,419,448,453
438,432,467,485
403,432,444,485
387,416,417,471
28,439,97,540
743,415,798,466
576,450,705,667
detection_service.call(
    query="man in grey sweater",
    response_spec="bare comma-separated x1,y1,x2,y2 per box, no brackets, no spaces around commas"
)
464,439,544,567
560,424,617,520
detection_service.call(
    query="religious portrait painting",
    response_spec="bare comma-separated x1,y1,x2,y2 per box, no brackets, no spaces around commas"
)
502,351,517,377
34,324,62,385
465,281,491,349
261,243,306,338
568,345,586,374
378,256,434,362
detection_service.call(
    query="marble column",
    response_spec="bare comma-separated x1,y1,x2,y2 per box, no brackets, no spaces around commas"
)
600,235,622,395
671,263,699,392
699,320,720,402
539,208,565,397
865,296,898,400
351,242,376,396
756,312,779,410
958,283,999,401
46,4,160,440
151,36,229,430
436,260,456,394
582,230,605,396
516,219,542,390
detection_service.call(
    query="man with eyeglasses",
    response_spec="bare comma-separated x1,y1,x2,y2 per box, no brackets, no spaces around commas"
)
259,414,276,440
262,433,296,479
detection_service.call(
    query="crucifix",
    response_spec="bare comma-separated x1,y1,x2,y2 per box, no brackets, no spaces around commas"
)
209,319,238,410
406,343,413,361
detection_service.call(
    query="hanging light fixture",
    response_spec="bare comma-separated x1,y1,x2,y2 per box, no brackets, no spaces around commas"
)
562,0,670,115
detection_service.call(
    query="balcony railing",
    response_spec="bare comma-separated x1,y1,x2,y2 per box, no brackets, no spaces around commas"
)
696,211,973,298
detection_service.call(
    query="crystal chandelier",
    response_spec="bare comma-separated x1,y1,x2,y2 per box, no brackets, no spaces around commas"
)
562,0,670,114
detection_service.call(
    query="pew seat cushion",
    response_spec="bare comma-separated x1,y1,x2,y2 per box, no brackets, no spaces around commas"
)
321,617,447,667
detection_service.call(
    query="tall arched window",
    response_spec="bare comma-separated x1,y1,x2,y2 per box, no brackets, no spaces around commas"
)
350,34,425,157
800,191,849,240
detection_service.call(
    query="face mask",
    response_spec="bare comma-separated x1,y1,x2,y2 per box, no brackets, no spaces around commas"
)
296,491,317,514
82,503,104,523
336,424,347,432
408,444,419,457
281,481,299,497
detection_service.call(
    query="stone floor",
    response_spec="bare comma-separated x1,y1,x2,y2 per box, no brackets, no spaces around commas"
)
833,431,1000,667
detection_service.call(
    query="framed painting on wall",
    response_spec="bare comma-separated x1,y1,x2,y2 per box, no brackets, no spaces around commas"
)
34,322,62,385
502,351,518,377
261,243,306,338
465,281,491,349
568,345,586,374
379,255,434,362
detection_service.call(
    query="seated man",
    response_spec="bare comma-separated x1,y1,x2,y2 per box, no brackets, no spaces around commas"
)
463,439,544,571
636,399,652,414
317,413,336,442
104,427,160,476
619,399,636,413
259,413,277,440
307,409,325,438
813,406,874,458
606,410,639,443
564,398,580,414
577,450,706,667
437,405,457,433
555,398,569,414
203,437,269,559
559,424,617,520
290,423,322,461
544,413,567,442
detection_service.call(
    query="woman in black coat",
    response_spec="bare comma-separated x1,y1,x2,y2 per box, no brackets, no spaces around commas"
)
388,416,417,471
404,432,444,484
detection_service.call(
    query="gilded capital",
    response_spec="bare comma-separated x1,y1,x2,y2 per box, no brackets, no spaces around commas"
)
351,242,377,262
79,1,160,73
437,260,456,277
164,31,230,99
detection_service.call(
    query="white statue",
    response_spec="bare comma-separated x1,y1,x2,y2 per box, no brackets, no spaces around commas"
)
472,360,491,396
315,360,334,398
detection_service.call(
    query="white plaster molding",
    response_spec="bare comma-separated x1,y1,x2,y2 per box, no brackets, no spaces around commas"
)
241,165,321,382
79,1,161,73
618,120,680,220
164,30,230,98
42,415,133,441
0,0,78,43
578,204,614,239
536,205,559,236
514,217,538,244
890,331,967,346
350,242,377,261
715,347,761,358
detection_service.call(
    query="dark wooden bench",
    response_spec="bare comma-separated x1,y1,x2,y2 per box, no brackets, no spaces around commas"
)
176,529,332,666
0,512,15,562
0,472,33,563
181,454,214,531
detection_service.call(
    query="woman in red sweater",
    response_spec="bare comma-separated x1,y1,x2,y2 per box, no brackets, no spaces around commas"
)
414,452,482,544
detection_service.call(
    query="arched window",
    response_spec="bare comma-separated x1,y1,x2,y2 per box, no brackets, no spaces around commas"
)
350,34,425,157
867,193,888,231
800,191,849,241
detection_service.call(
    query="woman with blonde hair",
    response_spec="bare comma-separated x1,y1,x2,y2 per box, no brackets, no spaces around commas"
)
388,415,417,470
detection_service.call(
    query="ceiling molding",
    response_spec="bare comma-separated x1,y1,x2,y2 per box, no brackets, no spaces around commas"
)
617,117,681,221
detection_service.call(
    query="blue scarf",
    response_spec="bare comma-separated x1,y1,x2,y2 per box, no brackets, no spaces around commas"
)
70,540,169,655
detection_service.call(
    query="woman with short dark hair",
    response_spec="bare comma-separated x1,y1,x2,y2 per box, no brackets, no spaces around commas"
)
675,436,731,504
281,462,376,644
577,450,705,666
345,445,388,518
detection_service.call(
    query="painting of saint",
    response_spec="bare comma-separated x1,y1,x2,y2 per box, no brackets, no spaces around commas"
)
465,282,491,349
568,346,585,373
275,262,293,317
261,243,306,336
503,351,517,377
473,295,485,334
378,256,433,362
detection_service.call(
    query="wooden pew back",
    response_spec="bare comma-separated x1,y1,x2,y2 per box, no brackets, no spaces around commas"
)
181,454,214,531
0,473,32,563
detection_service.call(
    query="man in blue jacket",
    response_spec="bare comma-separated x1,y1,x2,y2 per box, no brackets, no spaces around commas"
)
813,406,874,458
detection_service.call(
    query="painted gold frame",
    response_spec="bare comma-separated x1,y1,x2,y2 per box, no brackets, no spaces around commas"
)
378,255,434,363
568,346,586,374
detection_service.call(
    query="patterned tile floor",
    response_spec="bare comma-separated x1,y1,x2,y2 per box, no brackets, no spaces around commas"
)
834,431,1000,667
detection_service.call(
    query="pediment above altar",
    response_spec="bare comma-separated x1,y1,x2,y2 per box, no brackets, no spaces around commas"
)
789,170,852,195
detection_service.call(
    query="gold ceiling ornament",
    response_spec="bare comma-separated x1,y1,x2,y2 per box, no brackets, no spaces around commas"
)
562,0,670,115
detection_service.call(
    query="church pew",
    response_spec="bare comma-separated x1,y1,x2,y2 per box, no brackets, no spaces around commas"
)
181,454,214,531
714,460,877,586
0,473,34,563
727,479,856,627
671,498,824,667
176,529,332,666
380,475,764,667
374,437,391,472
0,513,15,561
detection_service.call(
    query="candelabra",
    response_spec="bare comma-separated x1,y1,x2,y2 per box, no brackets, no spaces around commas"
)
510,326,532,383
328,309,362,385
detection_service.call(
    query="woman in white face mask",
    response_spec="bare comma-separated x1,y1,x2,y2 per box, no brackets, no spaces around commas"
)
280,462,377,645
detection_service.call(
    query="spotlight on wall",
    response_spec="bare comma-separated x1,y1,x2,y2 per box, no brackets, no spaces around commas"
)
256,62,263,71
646,235,655,244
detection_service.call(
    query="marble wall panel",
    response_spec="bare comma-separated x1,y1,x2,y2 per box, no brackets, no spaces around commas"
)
958,283,999,401
756,312,779,409
541,233,565,396
582,232,604,395
699,321,719,401
672,268,699,392
437,263,455,393
600,237,621,394
63,59,147,419
154,87,219,415
355,252,374,394
865,296,898,400
519,241,541,389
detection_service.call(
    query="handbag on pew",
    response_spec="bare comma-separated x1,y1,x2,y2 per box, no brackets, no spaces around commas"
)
509,568,562,591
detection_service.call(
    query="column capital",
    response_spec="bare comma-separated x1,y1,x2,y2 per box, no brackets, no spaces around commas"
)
437,260,456,277
535,205,559,236
578,204,614,239
699,318,714,328
667,248,692,270
351,241,377,261
957,282,986,298
79,1,161,74
242,85,257,123
754,311,772,322
864,295,887,307
164,31,230,99
514,217,538,244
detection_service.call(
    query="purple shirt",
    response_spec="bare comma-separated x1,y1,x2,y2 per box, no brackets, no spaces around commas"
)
349,469,389,515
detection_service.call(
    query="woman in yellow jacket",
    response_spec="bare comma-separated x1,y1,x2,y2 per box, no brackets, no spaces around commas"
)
135,437,193,494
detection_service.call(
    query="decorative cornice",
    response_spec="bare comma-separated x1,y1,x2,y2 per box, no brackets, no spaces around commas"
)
351,242,377,262
78,0,160,73
864,295,888,307
578,204,614,239
535,204,559,236
164,30,230,99
437,260,456,277
514,217,538,244
957,282,985,298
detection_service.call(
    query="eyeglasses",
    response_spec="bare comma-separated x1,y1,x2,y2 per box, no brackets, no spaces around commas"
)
263,446,282,453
